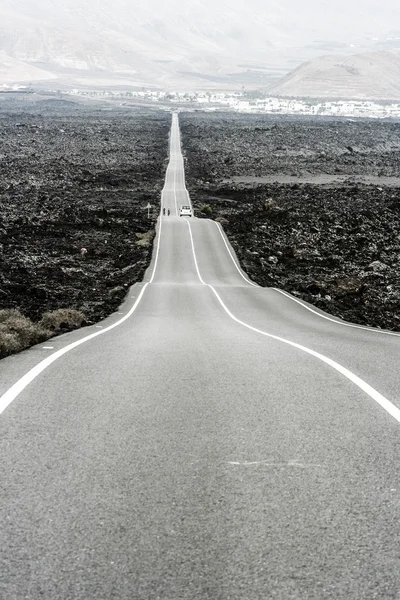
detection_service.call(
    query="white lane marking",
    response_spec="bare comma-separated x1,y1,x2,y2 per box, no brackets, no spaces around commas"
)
212,216,399,338
184,219,400,425
273,288,400,338
176,118,194,211
196,176,400,339
0,200,165,417
227,460,320,468
212,221,258,287
0,111,176,415
172,114,179,215
177,124,191,207
173,167,178,215
42,346,54,350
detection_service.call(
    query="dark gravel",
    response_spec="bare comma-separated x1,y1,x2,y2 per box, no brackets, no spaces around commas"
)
0,105,170,325
180,112,400,331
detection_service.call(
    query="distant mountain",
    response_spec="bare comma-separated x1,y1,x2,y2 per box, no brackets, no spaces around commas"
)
267,51,400,101
0,0,294,89
1,1,400,90
0,54,54,83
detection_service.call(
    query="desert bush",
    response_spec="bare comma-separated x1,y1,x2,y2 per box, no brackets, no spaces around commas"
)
199,203,213,215
39,308,85,332
0,309,51,358
0,309,20,324
109,285,125,297
135,230,154,247
215,216,229,226
0,330,21,357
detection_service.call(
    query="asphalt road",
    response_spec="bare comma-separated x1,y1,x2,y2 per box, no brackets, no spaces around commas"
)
1,113,400,599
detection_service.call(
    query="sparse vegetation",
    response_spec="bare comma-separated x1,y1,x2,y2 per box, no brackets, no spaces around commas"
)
0,308,89,358
135,230,155,247
199,203,213,215
39,309,85,332
0,309,50,358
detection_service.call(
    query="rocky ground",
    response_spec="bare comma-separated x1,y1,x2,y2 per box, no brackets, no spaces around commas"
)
0,99,170,357
180,112,400,331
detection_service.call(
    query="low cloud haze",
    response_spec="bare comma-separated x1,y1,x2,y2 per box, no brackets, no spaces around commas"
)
1,0,400,88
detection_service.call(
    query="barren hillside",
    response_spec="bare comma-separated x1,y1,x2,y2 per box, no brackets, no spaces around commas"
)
1,0,400,89
268,51,400,100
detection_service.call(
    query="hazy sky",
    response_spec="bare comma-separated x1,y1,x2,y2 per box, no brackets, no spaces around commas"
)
1,0,400,85
4,0,400,39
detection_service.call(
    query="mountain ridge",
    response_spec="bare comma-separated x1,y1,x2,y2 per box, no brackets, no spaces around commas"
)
1,1,400,91
0,0,287,88
267,50,400,101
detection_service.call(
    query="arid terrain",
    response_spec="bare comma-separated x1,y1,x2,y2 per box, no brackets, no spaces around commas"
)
179,112,400,331
2,105,400,359
0,99,170,357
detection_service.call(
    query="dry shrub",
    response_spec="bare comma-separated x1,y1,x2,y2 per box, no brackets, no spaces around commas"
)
215,216,229,226
39,308,85,332
0,331,21,357
0,309,51,358
0,309,20,324
135,230,154,247
109,285,125,297
199,203,213,215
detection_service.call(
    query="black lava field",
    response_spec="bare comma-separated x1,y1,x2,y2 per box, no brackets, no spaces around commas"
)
2,101,400,359
0,100,169,356
180,112,400,331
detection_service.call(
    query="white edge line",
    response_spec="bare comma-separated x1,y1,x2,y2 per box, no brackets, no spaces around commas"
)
160,112,174,215
149,209,163,284
200,180,400,340
173,114,179,216
176,115,193,212
184,219,400,425
0,186,165,417
212,220,258,287
213,215,399,338
0,284,148,415
1,111,177,415
273,288,400,338
173,167,178,215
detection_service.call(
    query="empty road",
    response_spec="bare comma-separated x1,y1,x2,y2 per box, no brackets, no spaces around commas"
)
1,113,400,599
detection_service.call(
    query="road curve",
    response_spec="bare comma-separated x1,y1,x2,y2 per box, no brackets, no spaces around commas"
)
1,113,400,599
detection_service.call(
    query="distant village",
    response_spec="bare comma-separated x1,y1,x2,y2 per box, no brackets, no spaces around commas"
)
2,82,400,119
69,88,400,119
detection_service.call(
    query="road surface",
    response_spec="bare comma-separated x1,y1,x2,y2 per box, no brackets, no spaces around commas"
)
1,113,400,599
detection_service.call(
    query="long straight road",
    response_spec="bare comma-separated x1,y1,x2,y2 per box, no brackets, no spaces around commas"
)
1,113,400,599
